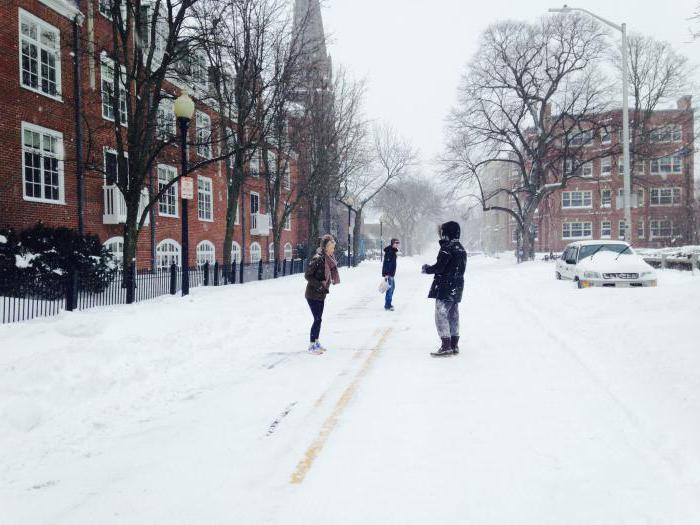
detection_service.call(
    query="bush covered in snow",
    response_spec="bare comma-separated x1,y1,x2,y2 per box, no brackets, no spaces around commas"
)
0,223,117,298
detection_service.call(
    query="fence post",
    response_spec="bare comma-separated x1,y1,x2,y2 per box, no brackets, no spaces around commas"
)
661,253,668,269
214,262,220,286
283,259,287,276
692,254,698,276
170,263,177,295
258,260,263,280
232,262,237,284
65,269,77,312
204,262,210,286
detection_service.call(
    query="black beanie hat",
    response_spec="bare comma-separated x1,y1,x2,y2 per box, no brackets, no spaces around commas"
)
440,221,461,240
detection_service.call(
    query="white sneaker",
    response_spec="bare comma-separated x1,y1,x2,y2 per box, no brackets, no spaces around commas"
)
308,342,323,355
316,341,327,353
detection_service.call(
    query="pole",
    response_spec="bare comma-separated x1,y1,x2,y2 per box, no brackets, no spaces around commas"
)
347,204,352,268
621,23,632,243
72,14,84,236
178,117,190,295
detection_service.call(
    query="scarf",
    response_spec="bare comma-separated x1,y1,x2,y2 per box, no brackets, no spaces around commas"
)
318,249,340,289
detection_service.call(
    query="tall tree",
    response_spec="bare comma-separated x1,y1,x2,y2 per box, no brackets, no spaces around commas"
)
444,14,610,260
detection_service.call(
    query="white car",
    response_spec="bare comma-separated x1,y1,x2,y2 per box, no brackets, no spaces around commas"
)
555,240,657,288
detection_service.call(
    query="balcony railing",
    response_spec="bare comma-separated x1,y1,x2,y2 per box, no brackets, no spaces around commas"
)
103,185,150,225
250,212,270,236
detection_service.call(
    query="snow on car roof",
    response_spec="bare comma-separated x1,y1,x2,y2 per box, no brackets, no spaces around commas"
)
566,240,631,247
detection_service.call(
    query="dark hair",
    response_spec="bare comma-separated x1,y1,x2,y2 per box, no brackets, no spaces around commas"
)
391,238,399,244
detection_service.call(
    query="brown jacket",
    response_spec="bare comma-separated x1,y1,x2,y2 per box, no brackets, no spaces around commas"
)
305,254,329,301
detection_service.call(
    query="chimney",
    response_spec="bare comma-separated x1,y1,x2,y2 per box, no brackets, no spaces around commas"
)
677,95,692,111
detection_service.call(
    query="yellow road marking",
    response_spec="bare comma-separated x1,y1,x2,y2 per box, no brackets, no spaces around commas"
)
290,327,393,484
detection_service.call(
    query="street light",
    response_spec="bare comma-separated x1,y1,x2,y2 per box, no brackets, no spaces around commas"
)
174,92,195,295
549,5,632,242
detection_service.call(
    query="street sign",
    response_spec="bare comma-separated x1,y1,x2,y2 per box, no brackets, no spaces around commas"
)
181,177,194,200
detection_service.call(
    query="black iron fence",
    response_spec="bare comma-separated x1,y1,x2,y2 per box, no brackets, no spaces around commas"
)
1,258,305,325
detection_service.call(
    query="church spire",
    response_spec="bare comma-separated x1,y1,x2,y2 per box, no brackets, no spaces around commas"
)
293,0,330,73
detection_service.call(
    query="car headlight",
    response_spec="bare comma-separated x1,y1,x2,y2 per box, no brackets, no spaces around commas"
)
640,271,654,278
583,271,601,279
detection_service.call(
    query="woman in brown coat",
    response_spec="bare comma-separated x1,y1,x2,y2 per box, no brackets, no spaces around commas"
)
304,234,341,354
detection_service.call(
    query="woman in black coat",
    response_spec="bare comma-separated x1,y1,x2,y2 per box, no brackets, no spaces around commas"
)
422,221,467,357
304,234,340,354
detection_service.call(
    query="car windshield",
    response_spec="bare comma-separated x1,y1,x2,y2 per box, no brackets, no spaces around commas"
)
578,244,631,260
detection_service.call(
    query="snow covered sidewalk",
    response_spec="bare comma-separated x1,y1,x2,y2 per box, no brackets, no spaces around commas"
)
1,256,699,524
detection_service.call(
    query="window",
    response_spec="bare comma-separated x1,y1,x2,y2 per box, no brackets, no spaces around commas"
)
600,157,612,177
650,125,681,143
225,127,236,168
650,220,675,239
600,189,611,208
562,222,592,240
569,129,594,147
564,159,592,177
650,155,682,175
283,207,291,231
103,148,128,186
618,158,645,176
284,243,293,261
196,111,212,158
601,221,611,239
101,57,128,123
250,192,260,228
190,52,208,92
562,191,592,209
650,187,681,206
269,243,275,262
22,122,63,203
618,220,626,240
157,239,181,270
19,10,61,98
637,220,645,240
198,176,213,221
249,152,260,177
196,240,215,268
250,242,262,263
98,0,126,21
157,97,175,139
636,188,645,207
104,236,124,266
283,161,291,190
231,242,241,264
158,165,178,217
600,130,612,145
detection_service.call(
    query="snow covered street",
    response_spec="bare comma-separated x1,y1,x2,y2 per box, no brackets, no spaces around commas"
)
1,256,700,524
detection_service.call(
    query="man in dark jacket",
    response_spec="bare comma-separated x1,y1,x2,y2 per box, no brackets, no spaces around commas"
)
422,222,467,357
381,238,399,311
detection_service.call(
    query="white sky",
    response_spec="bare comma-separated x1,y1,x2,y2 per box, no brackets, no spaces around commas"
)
323,0,700,170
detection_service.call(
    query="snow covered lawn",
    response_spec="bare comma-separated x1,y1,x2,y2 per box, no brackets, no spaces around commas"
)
1,255,699,524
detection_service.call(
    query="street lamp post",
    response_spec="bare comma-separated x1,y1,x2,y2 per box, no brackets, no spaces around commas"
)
174,92,195,295
549,5,632,242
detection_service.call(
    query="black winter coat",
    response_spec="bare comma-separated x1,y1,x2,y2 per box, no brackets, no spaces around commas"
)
382,246,398,277
305,254,329,301
424,239,467,302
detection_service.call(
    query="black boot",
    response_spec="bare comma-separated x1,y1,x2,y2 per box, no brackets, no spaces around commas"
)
431,337,454,357
451,336,460,354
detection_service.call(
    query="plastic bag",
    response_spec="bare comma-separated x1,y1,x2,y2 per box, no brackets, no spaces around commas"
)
378,277,389,293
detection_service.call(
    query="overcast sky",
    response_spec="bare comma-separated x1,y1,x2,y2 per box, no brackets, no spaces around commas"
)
322,0,700,170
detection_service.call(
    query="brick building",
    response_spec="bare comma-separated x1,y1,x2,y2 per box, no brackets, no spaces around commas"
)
0,0,307,271
506,99,696,253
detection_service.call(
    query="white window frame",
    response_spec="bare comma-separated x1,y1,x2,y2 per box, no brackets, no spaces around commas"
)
650,219,674,239
600,157,612,177
250,241,262,264
600,129,612,145
249,151,260,177
104,236,124,266
600,221,611,239
157,96,176,139
600,189,611,209
196,240,216,268
157,164,178,217
156,238,181,270
650,155,682,175
196,111,212,159
283,242,293,261
250,191,260,224
19,9,62,100
561,191,592,209
637,220,645,240
650,125,682,143
21,122,65,204
618,220,627,240
569,129,594,147
283,208,291,231
101,56,128,124
562,222,592,240
650,187,681,206
197,176,213,221
231,241,242,264
103,147,128,186
269,242,275,262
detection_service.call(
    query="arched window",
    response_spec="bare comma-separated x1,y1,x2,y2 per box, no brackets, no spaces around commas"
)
196,240,215,268
284,242,293,261
231,241,241,264
269,242,275,262
250,242,261,264
156,239,181,270
104,236,124,267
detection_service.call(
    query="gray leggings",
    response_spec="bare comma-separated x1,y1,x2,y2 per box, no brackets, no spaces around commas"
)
435,299,459,338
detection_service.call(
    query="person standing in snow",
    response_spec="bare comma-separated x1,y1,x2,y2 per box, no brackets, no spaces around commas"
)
421,221,467,357
381,238,400,311
304,234,341,354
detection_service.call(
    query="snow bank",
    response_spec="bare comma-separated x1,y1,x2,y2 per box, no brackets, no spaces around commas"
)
0,235,7,244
